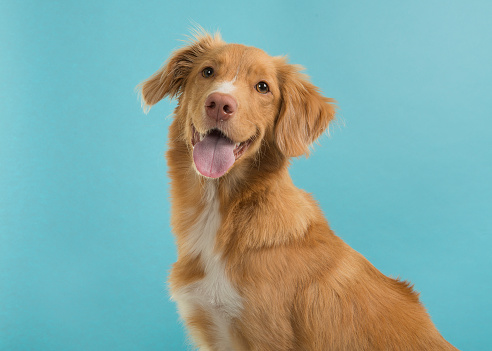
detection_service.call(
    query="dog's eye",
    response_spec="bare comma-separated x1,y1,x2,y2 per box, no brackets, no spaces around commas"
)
202,67,214,78
255,81,269,94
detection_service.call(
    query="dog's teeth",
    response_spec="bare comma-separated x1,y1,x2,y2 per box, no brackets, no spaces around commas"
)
235,142,240,148
199,134,205,141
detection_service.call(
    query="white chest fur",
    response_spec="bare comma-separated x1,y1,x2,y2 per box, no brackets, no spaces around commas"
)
171,182,242,350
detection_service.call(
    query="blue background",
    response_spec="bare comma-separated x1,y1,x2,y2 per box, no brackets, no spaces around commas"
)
1,0,491,350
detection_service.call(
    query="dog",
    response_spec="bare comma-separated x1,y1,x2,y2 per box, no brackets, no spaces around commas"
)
139,30,457,351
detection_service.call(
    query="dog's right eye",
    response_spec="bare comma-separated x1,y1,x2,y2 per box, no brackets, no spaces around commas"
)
202,67,215,78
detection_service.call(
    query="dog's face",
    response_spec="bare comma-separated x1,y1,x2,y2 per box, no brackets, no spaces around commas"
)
140,32,335,179
181,43,282,178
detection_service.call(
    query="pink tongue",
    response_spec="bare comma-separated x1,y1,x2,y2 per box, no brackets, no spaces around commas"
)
193,133,235,178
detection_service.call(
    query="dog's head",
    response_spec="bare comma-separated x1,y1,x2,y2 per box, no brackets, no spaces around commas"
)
139,31,336,179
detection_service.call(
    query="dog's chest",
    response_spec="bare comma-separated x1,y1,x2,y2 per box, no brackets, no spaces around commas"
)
171,184,242,346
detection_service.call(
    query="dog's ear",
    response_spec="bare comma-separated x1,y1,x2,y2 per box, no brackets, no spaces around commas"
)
138,31,224,112
275,60,336,157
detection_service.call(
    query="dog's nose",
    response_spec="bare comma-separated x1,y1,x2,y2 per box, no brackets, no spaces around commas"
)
205,93,237,121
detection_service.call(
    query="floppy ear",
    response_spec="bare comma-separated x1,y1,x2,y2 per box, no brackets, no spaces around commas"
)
275,61,336,157
138,31,224,112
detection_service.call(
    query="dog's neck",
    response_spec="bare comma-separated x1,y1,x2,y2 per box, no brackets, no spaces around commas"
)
167,134,320,256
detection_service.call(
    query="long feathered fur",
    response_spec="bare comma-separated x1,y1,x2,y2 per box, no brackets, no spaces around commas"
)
138,31,457,351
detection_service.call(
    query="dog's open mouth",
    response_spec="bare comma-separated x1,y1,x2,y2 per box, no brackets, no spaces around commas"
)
191,124,253,178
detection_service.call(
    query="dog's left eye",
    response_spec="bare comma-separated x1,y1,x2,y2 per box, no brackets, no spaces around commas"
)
255,81,269,94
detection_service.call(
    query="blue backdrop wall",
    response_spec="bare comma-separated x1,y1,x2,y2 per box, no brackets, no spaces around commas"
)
1,1,491,350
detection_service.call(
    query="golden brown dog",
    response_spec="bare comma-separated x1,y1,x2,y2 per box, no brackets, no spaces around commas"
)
139,30,457,351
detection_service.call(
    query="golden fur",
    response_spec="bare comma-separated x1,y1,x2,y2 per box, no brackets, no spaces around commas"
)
139,30,457,350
